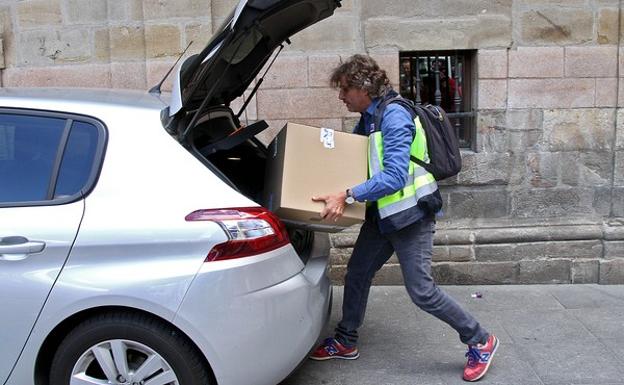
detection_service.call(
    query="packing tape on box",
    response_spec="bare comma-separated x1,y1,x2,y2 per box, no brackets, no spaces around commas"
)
320,127,335,149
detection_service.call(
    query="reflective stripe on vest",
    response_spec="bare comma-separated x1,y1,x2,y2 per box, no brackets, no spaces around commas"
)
368,116,438,220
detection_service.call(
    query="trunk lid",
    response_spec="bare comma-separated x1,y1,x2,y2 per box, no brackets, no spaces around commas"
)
168,0,341,123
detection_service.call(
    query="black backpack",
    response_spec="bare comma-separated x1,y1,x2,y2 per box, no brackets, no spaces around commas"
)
373,93,462,181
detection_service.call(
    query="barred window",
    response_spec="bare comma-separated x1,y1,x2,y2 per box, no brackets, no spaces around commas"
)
399,50,476,148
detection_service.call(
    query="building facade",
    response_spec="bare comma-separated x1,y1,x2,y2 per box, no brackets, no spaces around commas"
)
1,0,623,284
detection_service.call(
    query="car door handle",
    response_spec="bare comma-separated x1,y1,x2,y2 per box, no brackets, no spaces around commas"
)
0,236,46,260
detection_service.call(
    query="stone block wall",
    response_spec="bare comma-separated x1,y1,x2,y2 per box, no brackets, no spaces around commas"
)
330,218,624,285
0,0,622,283
0,0,214,89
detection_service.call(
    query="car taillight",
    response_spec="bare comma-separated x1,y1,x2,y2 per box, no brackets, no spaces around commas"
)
185,207,290,262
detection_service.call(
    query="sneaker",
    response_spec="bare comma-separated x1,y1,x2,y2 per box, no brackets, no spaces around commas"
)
309,337,360,361
463,335,499,382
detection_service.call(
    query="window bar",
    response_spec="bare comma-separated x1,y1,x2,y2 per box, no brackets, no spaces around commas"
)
456,58,464,141
407,57,414,101
453,53,462,138
414,56,422,105
434,55,442,106
428,56,432,101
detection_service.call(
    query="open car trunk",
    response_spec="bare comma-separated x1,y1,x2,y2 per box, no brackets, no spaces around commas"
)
190,107,268,204
161,0,343,259
185,106,326,261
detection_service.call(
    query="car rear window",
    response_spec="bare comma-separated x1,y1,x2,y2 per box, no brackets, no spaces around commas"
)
0,110,106,207
54,121,99,199
0,114,67,202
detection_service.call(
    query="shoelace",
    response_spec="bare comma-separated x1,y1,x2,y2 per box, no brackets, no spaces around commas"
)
465,346,483,367
323,338,339,355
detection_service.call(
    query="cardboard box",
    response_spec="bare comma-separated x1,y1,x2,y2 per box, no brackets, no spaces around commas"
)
264,123,368,231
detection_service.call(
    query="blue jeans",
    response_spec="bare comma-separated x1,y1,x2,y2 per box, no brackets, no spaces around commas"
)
335,215,489,347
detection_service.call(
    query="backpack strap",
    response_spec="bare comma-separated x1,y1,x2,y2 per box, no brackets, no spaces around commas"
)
372,93,434,174
404,104,435,174
372,91,402,133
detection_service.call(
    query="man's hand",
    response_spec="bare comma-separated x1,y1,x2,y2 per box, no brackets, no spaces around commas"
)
312,191,348,222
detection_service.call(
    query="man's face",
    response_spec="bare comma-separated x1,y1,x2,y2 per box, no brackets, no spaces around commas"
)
338,77,372,113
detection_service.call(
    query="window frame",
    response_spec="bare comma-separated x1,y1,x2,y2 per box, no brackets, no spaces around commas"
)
0,108,108,208
399,49,477,149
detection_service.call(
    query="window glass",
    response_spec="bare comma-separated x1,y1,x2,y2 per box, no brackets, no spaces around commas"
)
0,114,66,203
54,121,99,198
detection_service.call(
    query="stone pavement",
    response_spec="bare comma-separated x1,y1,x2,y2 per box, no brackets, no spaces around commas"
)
281,285,624,385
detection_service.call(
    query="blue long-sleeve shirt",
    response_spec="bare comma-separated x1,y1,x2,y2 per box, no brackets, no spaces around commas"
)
350,98,415,202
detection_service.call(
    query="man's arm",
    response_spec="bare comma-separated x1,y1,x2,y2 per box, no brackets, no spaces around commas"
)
351,103,415,202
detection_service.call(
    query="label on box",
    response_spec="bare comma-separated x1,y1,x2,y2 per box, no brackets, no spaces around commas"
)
320,127,335,149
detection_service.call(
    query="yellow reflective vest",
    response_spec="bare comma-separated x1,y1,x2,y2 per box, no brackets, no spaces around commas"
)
367,116,438,220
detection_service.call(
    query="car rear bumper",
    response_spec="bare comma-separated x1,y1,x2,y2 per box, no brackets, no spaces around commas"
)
174,250,331,385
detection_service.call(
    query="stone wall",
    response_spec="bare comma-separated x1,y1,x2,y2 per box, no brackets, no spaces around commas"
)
0,0,622,283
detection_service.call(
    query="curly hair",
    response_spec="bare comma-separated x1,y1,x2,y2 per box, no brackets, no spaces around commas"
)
330,54,392,98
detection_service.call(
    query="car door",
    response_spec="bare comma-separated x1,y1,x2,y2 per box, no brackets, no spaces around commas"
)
0,111,105,383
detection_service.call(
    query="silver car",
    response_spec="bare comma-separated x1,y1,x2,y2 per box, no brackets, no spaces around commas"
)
0,1,340,384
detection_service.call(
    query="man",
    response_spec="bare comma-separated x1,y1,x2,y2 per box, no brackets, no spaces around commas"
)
309,55,498,382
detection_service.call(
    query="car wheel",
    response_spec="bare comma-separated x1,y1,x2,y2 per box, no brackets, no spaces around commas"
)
49,312,213,385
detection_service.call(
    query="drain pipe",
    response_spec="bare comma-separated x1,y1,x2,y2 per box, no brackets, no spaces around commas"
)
603,0,624,261
608,0,622,219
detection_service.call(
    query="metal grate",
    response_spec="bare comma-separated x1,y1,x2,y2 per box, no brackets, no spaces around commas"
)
399,50,475,148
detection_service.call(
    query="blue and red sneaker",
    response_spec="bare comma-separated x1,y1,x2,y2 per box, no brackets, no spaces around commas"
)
309,337,360,361
463,335,499,381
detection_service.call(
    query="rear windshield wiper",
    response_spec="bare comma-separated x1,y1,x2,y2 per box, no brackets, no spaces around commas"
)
149,41,193,96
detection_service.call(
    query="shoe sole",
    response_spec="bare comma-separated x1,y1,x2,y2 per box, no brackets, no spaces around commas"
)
464,337,499,382
309,352,360,361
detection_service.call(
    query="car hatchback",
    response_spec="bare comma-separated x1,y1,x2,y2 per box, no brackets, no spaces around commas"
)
0,1,341,384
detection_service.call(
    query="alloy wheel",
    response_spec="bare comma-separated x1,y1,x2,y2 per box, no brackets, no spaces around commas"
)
70,339,180,385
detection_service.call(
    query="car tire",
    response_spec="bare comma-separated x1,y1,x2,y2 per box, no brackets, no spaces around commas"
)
49,311,213,385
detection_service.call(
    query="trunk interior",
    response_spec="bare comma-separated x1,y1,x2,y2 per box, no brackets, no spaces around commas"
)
184,106,319,261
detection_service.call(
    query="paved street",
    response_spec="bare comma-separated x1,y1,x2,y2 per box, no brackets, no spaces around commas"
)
282,285,624,385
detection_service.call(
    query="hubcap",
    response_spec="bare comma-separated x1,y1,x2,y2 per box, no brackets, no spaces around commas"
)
70,339,179,385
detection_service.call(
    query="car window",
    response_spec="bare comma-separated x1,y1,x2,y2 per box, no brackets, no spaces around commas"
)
54,121,99,198
0,114,66,203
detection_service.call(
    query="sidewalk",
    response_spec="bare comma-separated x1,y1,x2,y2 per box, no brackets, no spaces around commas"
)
281,285,624,385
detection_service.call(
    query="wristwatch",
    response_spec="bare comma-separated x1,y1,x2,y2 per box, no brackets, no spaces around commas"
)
345,189,355,205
